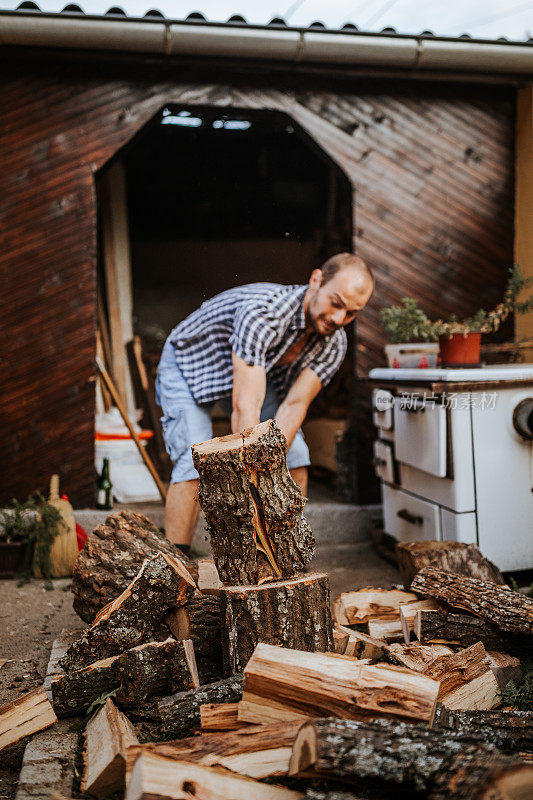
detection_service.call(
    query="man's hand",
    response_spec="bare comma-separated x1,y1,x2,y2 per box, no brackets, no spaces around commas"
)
275,367,322,449
231,353,266,434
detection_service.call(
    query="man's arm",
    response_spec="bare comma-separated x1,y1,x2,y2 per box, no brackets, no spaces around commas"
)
275,367,322,449
231,352,267,434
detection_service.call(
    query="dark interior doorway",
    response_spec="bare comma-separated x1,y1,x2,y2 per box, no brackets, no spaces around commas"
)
98,105,356,496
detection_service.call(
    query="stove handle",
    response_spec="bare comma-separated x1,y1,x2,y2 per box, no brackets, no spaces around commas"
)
397,508,424,525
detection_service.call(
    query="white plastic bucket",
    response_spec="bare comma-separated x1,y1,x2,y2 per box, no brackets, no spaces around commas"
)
384,343,439,369
95,437,160,503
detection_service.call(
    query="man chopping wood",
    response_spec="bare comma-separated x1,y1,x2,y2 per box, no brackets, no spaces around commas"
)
156,252,374,553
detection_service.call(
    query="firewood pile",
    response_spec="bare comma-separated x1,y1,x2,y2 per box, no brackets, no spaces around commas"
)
1,420,532,799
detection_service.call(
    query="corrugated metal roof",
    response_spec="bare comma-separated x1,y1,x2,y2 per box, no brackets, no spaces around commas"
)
5,3,533,45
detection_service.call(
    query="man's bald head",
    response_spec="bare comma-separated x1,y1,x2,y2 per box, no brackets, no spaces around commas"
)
320,252,373,288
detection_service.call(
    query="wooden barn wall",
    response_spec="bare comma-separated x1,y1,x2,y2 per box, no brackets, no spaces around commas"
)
0,59,514,506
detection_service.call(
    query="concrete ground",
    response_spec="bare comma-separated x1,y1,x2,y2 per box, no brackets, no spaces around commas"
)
0,495,398,800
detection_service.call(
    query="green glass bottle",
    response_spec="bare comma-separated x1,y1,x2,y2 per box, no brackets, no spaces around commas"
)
95,458,113,510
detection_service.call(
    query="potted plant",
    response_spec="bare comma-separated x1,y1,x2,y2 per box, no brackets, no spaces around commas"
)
0,494,61,581
435,265,533,365
380,297,439,368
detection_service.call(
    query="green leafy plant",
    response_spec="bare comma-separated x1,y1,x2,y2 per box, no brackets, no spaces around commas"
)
380,297,438,344
435,264,533,337
0,493,61,586
501,670,533,711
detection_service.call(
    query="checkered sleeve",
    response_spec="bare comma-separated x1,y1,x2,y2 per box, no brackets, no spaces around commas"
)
230,302,280,367
309,329,348,387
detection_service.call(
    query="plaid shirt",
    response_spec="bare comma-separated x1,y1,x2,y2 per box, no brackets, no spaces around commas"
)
168,283,347,405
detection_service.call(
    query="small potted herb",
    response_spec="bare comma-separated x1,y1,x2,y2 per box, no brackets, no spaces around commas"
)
380,297,439,368
435,265,533,365
0,494,61,581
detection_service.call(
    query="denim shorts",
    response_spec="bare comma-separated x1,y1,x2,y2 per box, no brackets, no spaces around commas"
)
156,339,310,483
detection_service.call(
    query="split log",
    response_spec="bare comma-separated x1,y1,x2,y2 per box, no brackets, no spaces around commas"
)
386,643,454,672
239,643,439,725
159,674,243,738
166,591,223,684
221,573,333,675
81,698,138,797
60,553,195,672
399,599,440,642
333,626,386,660
428,749,533,800
125,752,303,800
52,638,198,717
332,628,349,654
414,608,515,651
289,718,532,798
200,702,252,731
0,688,57,751
333,588,417,625
192,420,315,585
486,651,522,691
127,722,300,781
197,557,222,595
396,541,505,589
423,642,499,709
433,708,533,752
366,618,403,642
410,567,533,635
71,510,195,623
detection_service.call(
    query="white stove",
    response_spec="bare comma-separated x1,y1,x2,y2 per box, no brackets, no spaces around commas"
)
369,365,533,572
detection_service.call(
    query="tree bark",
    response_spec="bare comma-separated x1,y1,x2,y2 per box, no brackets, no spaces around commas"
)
166,591,223,684
60,553,195,672
428,750,533,800
414,609,520,652
289,718,529,796
71,511,195,623
433,707,533,753
240,643,439,726
158,674,244,739
221,573,333,675
192,420,315,585
52,638,198,717
396,541,505,589
410,567,533,635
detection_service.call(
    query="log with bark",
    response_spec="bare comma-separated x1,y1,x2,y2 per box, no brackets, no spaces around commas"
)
486,651,522,691
399,599,440,642
414,608,520,652
221,573,333,675
428,749,533,800
333,588,417,625
52,638,198,717
0,688,57,751
159,674,244,738
60,553,195,672
289,717,532,798
396,541,505,589
410,567,533,635
433,707,533,753
81,698,138,797
126,722,300,781
71,511,195,623
192,420,314,585
239,643,440,726
166,590,223,684
125,752,303,800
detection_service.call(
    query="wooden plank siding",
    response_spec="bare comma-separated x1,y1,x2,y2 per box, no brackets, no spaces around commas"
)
0,58,514,506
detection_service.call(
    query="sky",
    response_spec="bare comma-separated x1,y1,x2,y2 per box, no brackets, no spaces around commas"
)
0,0,532,40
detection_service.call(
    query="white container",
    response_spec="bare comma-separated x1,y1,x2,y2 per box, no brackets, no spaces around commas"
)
95,438,160,503
384,343,439,369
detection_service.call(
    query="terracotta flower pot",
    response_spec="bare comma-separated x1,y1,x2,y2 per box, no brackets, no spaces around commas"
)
438,332,481,366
